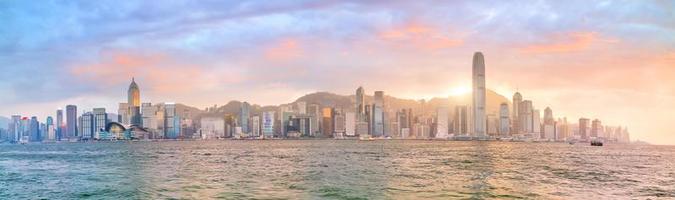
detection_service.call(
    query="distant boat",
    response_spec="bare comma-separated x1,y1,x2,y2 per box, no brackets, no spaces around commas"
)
591,140,603,146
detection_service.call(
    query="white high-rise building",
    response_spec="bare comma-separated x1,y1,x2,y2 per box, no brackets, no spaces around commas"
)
472,52,487,137
532,109,541,139
435,106,449,139
499,103,510,136
200,117,225,139
345,112,356,137
251,115,261,137
262,111,275,138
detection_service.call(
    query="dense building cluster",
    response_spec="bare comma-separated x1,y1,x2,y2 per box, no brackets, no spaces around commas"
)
0,52,630,143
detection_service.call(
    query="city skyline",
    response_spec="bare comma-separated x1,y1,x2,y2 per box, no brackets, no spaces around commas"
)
1,1,673,144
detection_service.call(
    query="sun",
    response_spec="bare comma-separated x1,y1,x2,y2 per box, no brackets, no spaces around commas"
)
447,85,471,97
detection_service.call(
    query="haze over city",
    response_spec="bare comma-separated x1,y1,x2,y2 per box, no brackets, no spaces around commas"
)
1,1,673,144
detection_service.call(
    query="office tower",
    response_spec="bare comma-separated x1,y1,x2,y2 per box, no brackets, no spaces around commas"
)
141,103,157,130
512,93,523,135
164,103,180,139
579,118,590,140
81,112,94,139
118,103,130,124
20,117,30,142
240,102,250,133
454,105,469,135
591,119,602,138
321,107,333,137
345,112,356,137
56,109,63,140
93,108,107,139
499,103,510,136
307,104,321,136
251,115,260,137
66,105,77,139
544,107,554,125
356,86,365,118
487,114,499,136
518,100,533,134
532,109,541,139
262,111,275,138
472,52,487,137
29,116,39,142
333,109,346,137
9,115,20,142
200,117,225,139
434,107,448,139
127,78,141,126
45,116,55,141
372,91,385,137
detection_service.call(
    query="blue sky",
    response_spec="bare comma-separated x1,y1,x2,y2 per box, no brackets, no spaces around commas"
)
1,0,674,143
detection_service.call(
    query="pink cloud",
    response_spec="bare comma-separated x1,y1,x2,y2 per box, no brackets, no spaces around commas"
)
378,22,463,50
263,38,304,61
519,32,615,54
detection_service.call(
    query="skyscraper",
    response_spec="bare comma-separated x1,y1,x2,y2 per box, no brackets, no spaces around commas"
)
29,116,39,142
544,107,554,125
46,116,55,141
435,106,449,139
454,105,469,135
164,103,180,139
372,91,385,137
262,111,275,138
579,118,590,140
128,78,141,126
81,112,94,140
240,102,250,133
518,100,533,134
472,52,487,137
56,109,63,140
356,86,365,117
66,105,77,139
512,92,522,134
93,108,107,139
499,103,510,136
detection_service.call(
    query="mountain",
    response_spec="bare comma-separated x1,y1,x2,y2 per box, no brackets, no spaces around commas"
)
197,89,511,119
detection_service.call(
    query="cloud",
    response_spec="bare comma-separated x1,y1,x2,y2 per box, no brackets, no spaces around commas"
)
519,32,608,54
378,22,463,50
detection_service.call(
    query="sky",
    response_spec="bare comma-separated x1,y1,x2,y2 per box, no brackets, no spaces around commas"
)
0,0,674,144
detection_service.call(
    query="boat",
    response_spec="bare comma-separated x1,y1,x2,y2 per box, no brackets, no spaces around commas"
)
591,140,603,146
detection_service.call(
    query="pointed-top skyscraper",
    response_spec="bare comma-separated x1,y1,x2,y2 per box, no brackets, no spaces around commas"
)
472,52,486,137
128,78,141,125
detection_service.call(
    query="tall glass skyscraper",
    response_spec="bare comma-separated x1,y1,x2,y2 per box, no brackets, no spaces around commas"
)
240,102,250,133
472,52,486,137
66,105,78,139
128,78,141,126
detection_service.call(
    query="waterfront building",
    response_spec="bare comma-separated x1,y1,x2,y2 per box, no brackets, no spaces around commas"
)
128,78,141,126
591,119,602,138
487,114,499,136
356,86,365,121
9,115,21,142
512,92,522,134
544,107,554,125
579,118,590,140
164,103,180,139
262,111,275,138
118,103,130,124
66,105,77,139
200,117,225,139
81,112,94,140
499,103,510,136
435,106,449,139
240,102,250,134
472,52,487,137
251,115,260,137
46,116,56,141
345,112,356,137
372,91,385,137
333,109,346,138
93,108,107,139
321,107,333,137
454,105,469,135
518,100,533,134
307,104,321,136
56,109,63,140
29,116,40,142
532,109,541,139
